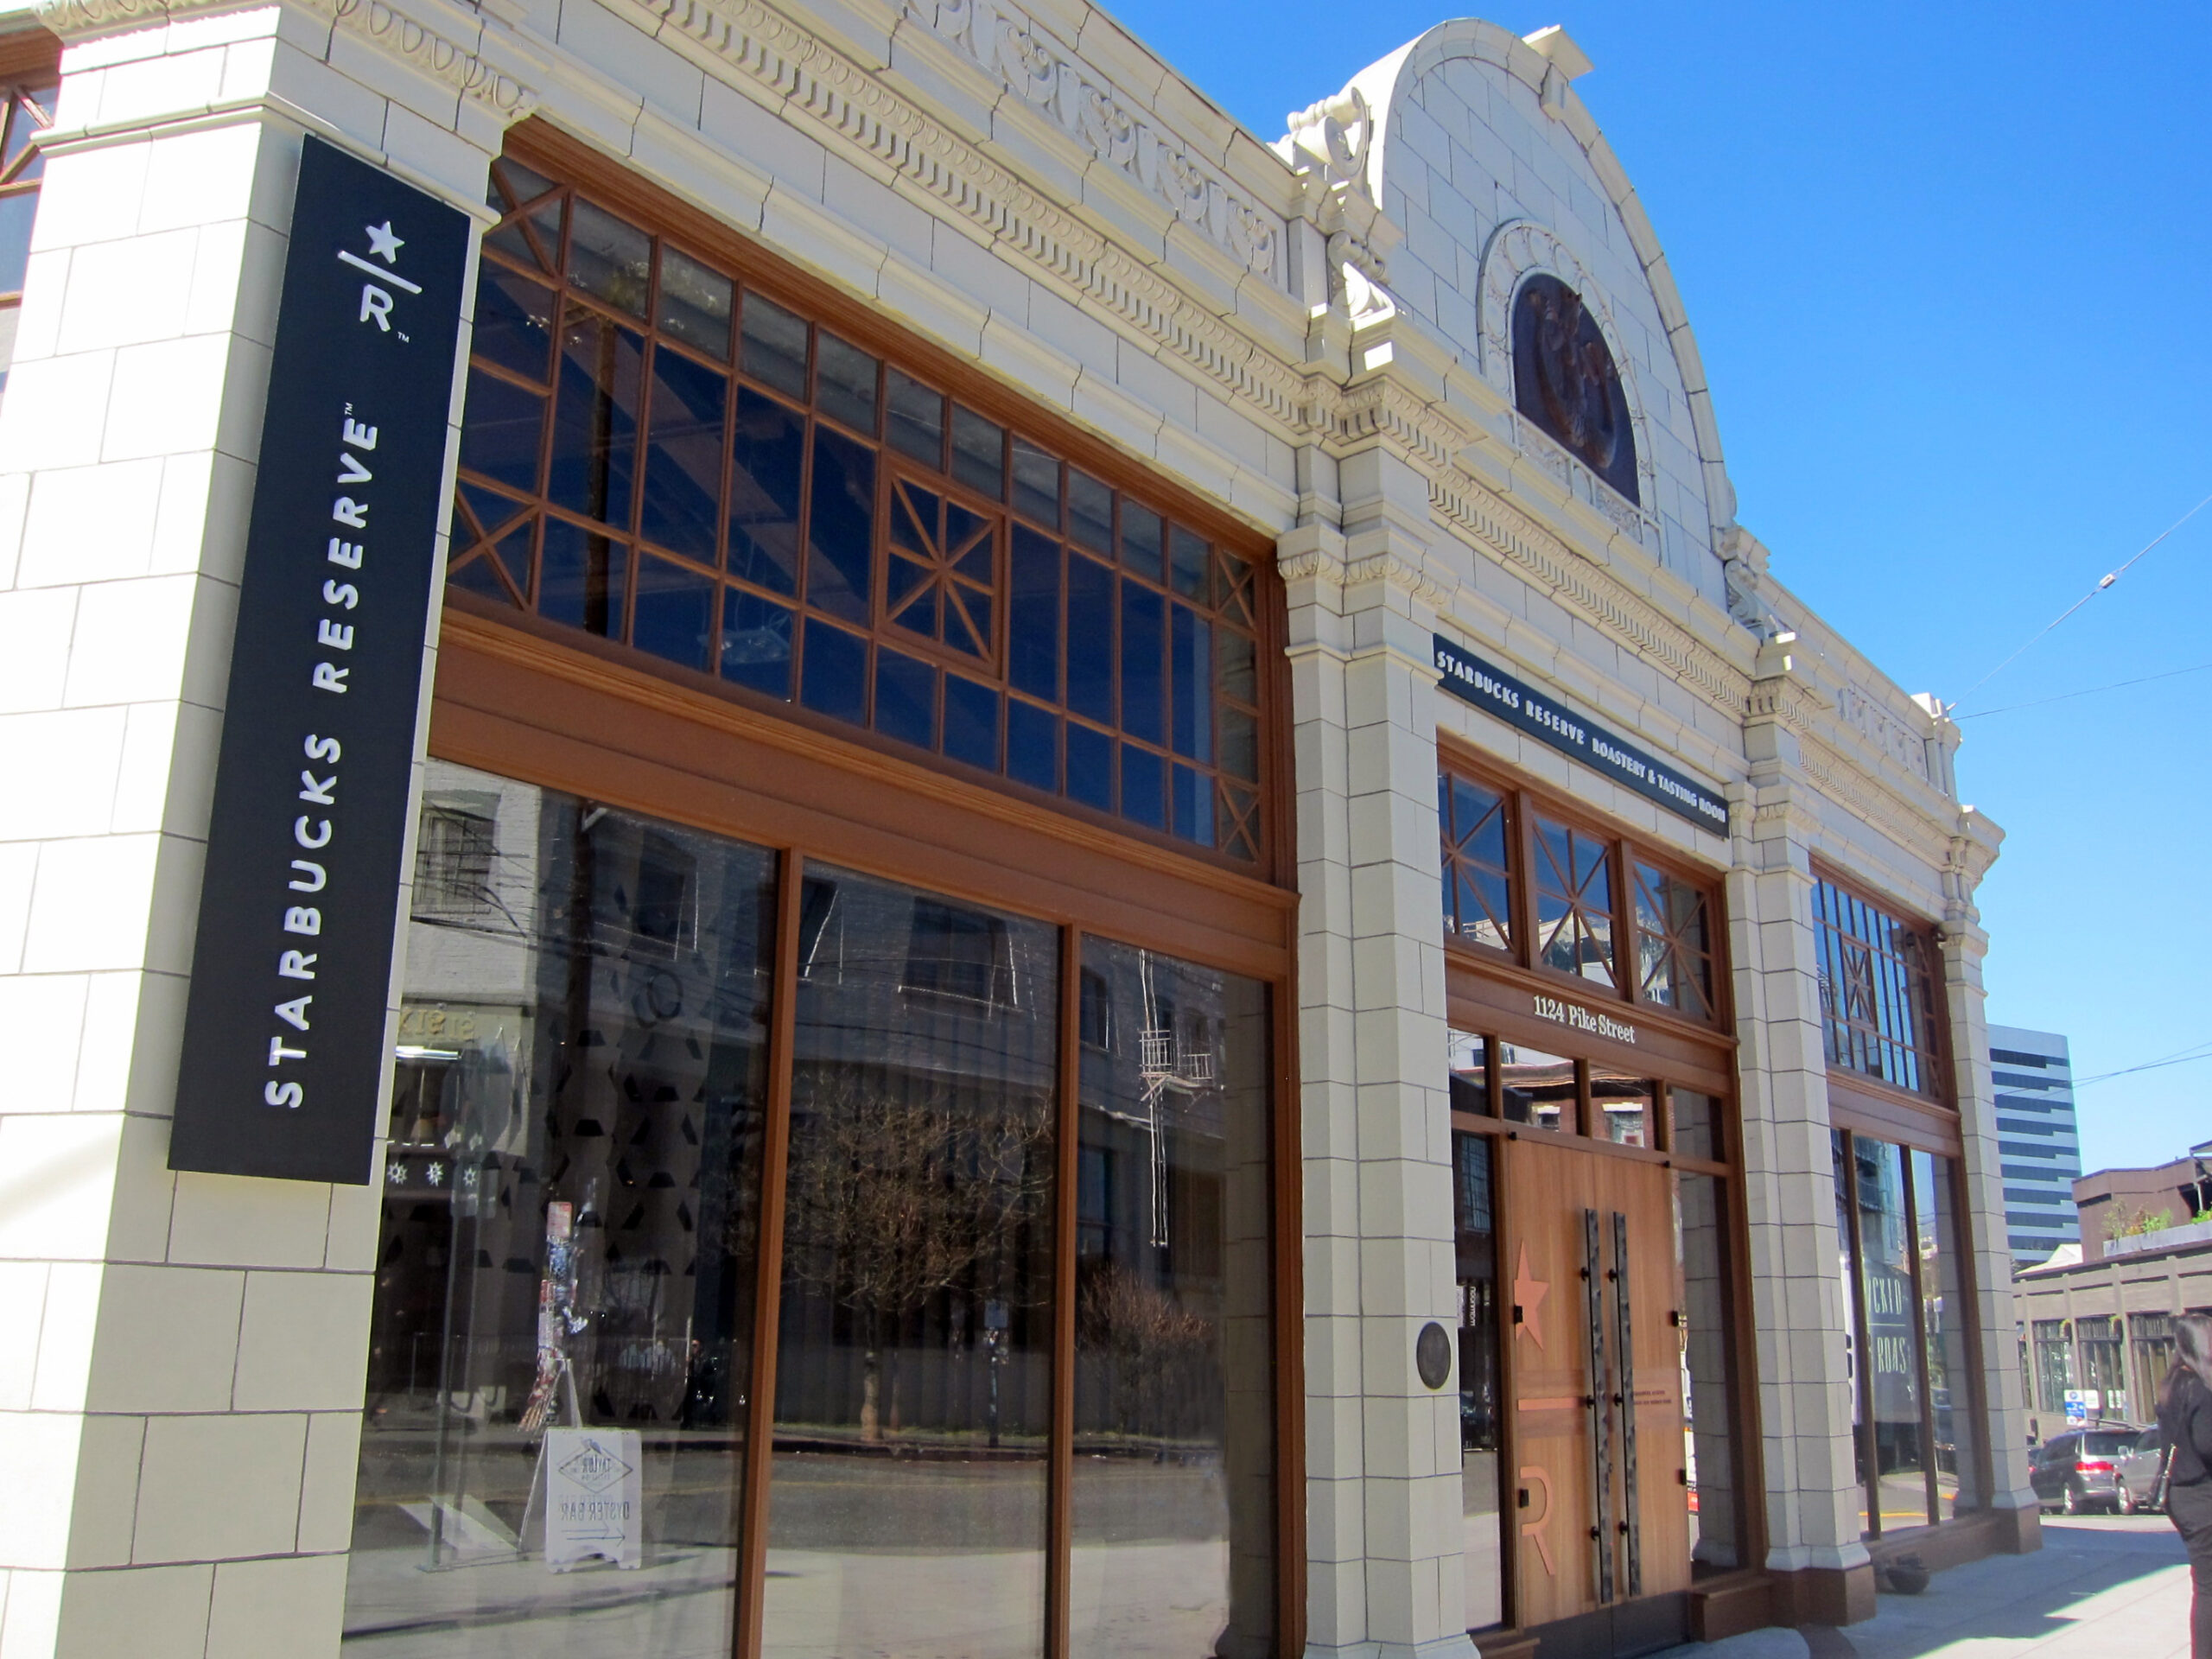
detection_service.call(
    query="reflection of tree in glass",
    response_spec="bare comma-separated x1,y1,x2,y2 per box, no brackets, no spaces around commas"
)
776,1068,1052,1440
1079,1262,1216,1444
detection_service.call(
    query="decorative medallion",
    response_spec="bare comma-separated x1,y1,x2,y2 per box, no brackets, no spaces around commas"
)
1511,272,1640,505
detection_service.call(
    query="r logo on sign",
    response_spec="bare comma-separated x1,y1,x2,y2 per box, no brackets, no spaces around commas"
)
339,219,424,340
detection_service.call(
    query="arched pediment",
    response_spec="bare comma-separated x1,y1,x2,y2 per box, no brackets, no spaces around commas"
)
1283,18,1738,547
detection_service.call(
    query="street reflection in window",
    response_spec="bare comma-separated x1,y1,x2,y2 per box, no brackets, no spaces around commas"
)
763,868,1057,1658
345,762,775,1656
1071,938,1274,1659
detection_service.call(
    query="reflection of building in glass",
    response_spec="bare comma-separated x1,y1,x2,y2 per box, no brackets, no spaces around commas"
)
351,764,1274,1658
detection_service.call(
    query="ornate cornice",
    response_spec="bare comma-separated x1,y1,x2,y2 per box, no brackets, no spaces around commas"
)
328,0,536,115
1794,733,1950,866
36,0,228,40
37,0,538,117
1324,372,1465,474
1429,467,1748,711
1343,550,1447,607
630,0,1309,429
909,0,1281,281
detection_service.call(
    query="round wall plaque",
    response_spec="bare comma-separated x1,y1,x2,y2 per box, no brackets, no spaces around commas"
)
1415,1320,1452,1390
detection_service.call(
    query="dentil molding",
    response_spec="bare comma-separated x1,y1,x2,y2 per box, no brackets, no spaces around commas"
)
37,0,538,117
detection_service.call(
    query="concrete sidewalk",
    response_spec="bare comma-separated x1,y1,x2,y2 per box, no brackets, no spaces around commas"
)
1650,1514,2195,1658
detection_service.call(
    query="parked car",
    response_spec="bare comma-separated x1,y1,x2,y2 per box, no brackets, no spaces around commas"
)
2029,1427,2143,1515
2115,1426,2169,1515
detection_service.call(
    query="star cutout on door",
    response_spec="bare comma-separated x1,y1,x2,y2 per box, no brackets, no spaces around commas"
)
1513,1243,1548,1351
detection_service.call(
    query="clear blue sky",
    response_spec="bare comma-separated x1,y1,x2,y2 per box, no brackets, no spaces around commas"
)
1098,0,2212,1171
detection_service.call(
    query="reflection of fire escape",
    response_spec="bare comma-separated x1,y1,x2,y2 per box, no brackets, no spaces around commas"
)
1135,951,1213,1250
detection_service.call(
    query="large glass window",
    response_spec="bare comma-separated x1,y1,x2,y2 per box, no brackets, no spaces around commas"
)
1435,758,1721,1027
2133,1313,2178,1417
449,154,1268,862
1497,1041,1575,1134
1813,876,1942,1097
346,766,1279,1656
347,763,776,1655
1454,1131,1503,1631
1853,1138,1930,1532
2031,1319,2074,1416
1834,1128,1986,1538
1632,861,1713,1020
1678,1172,1738,1572
1589,1066,1653,1148
2077,1319,2126,1421
1071,938,1274,1658
1913,1149,1980,1519
763,868,1058,1656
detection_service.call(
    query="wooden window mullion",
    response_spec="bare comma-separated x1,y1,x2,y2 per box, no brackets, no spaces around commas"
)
1046,925,1080,1659
734,848,805,1659
1512,791,1540,973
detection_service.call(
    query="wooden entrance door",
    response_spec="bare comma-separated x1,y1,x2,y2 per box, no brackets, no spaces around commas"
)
1505,1136,1691,1629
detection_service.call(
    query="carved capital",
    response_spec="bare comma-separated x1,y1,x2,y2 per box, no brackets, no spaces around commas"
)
1343,550,1447,608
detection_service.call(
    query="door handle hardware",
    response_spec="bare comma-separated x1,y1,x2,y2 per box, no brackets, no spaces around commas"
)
1513,1305,1524,1325
1677,1469,1688,1486
1669,1309,1682,1329
1517,1488,1530,1509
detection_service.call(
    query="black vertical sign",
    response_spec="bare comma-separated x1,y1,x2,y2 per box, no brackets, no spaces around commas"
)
169,137,471,1184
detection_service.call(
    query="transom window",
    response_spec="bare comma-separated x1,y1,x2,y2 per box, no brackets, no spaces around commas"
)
446,155,1268,862
0,76,56,395
1439,772,1512,951
1633,861,1713,1020
1437,756,1719,1025
1533,816,1614,988
1814,874,1942,1097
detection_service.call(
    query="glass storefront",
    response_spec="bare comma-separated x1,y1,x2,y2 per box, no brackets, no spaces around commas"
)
1437,751,1746,1634
1071,938,1275,1658
1832,1129,1984,1537
761,866,1056,1657
1453,1129,1503,1632
1677,1171,1738,1571
342,761,1276,1656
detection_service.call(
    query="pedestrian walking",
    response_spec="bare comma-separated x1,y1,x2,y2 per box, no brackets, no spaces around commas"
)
2158,1313,2212,1658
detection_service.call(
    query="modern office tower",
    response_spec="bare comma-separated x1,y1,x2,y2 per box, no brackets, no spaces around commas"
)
1988,1026,2082,1263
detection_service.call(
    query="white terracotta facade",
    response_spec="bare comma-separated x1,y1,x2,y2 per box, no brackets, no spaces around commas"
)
0,0,2027,1654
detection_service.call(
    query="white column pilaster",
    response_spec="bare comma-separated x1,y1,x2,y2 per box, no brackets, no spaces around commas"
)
1733,656,1868,1599
1290,431,1476,1659
0,3,527,1651
1939,817,2036,1531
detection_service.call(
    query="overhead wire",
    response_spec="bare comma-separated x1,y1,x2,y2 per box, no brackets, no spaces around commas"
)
1950,488,2212,715
1953,659,2212,720
2072,1041,2212,1090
